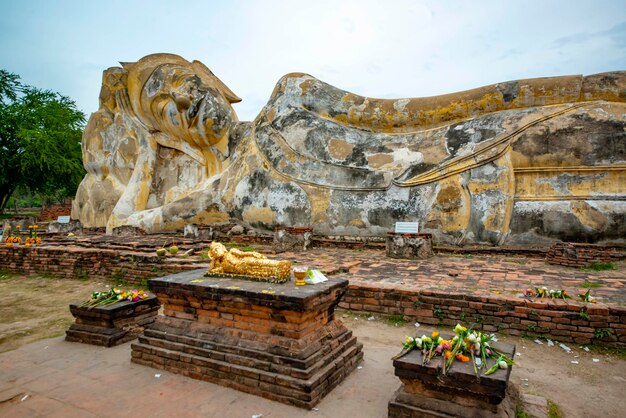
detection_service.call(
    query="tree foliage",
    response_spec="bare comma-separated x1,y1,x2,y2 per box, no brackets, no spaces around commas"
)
0,69,85,211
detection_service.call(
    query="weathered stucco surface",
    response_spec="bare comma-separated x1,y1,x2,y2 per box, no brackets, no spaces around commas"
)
72,54,626,245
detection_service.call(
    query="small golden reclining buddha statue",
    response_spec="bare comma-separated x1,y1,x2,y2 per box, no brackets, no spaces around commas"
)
207,242,292,283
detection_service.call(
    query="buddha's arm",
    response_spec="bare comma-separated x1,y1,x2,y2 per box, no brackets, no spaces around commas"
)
209,258,223,273
230,248,267,259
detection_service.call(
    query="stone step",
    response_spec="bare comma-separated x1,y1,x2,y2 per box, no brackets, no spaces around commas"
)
66,328,136,347
148,315,350,360
137,328,359,381
131,338,363,408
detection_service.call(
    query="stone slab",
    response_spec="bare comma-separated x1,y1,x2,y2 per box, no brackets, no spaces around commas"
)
148,269,348,312
69,295,160,320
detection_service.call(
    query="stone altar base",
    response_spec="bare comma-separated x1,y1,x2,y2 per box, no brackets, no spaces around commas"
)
386,233,434,259
66,295,160,347
131,270,363,409
389,339,517,417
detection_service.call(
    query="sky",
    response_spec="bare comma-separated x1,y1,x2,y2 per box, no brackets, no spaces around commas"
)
1,0,625,121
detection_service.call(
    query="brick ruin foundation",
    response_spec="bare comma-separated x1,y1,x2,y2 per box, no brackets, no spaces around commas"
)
546,242,624,267
131,270,363,409
1,242,625,348
0,244,201,284
340,287,626,348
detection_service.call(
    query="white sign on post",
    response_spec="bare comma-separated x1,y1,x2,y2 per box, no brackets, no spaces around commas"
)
395,222,419,234
57,216,71,224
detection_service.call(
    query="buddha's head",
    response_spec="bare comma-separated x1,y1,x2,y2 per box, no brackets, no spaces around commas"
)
124,54,241,165
208,241,228,261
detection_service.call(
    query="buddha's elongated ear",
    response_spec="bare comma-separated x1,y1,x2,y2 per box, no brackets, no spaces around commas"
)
192,60,242,103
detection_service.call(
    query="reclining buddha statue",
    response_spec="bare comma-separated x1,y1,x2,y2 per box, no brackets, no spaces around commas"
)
72,53,626,245
207,242,292,281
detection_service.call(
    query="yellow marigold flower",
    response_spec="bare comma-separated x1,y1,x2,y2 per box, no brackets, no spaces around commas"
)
431,331,440,339
15,225,20,228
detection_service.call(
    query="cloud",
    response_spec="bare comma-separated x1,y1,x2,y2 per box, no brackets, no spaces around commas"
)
552,20,626,48
1,0,624,122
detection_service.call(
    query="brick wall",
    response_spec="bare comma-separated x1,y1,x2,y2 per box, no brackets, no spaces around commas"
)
0,245,200,284
546,242,624,267
40,199,72,221
339,285,626,348
1,245,624,348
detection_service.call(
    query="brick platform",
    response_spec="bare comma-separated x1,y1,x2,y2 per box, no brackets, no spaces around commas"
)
3,240,625,348
66,295,160,347
389,339,517,417
131,270,363,409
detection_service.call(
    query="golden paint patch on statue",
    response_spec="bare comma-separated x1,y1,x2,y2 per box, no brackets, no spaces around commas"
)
206,242,292,283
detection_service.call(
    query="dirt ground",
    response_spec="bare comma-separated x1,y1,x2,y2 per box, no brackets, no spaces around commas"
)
0,273,114,353
343,314,626,418
1,273,625,417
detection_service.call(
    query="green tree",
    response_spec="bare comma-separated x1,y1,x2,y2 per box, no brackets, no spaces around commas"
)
0,69,85,212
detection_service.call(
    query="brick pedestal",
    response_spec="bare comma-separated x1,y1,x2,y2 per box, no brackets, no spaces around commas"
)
389,339,517,417
131,269,363,409
66,295,160,347
386,233,434,259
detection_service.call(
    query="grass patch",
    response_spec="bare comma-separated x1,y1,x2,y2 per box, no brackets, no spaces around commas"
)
384,314,408,327
223,243,257,252
515,404,530,418
580,281,602,288
73,268,88,281
580,262,616,272
111,268,128,283
585,343,626,360
444,253,473,259
0,212,40,221
433,307,445,321
547,400,564,418
594,328,612,339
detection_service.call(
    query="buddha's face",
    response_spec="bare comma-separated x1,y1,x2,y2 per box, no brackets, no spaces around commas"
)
140,63,236,151
209,241,227,260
